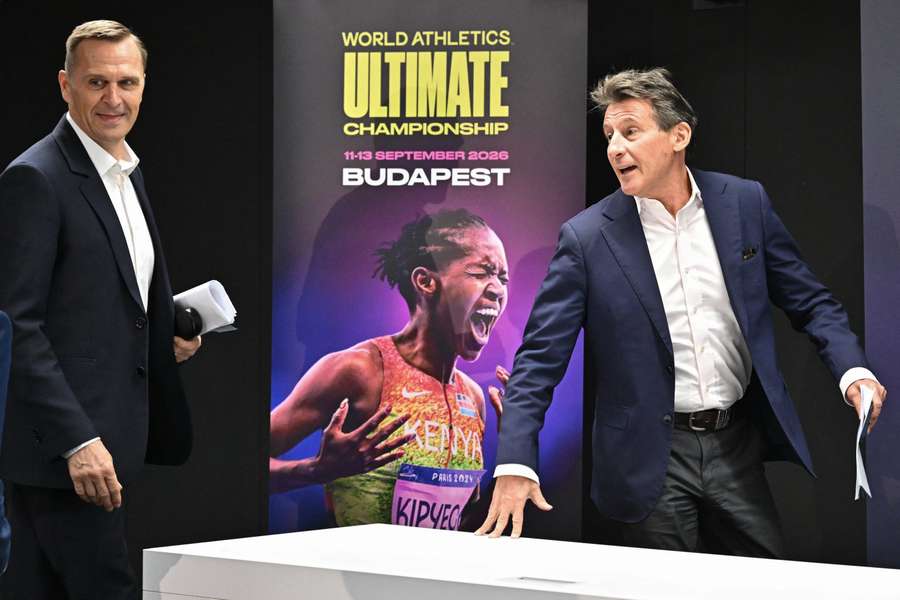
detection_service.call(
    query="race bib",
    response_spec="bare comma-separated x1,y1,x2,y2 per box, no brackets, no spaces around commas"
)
391,463,485,530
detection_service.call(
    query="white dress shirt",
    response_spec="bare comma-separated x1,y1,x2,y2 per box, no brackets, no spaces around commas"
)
495,167,875,484
62,113,156,458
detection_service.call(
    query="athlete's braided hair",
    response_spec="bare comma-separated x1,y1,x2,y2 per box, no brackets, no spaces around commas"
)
374,209,488,311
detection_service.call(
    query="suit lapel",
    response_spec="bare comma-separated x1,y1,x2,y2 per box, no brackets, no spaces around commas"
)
695,170,750,341
600,191,673,356
53,118,144,311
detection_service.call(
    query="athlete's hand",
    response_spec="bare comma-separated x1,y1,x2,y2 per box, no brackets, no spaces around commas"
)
846,378,887,433
312,399,416,482
474,475,552,538
67,439,123,512
487,365,509,430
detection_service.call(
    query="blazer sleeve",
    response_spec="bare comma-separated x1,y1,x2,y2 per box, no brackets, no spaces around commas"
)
758,181,868,380
0,164,99,459
495,221,587,472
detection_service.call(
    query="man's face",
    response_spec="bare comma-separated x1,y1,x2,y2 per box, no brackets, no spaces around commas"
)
603,98,683,199
59,37,145,158
435,227,509,362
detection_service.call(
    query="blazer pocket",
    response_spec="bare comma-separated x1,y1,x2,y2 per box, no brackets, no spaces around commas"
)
598,405,630,430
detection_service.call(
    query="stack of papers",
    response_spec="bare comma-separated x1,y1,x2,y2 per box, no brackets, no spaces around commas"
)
174,280,237,335
854,385,874,500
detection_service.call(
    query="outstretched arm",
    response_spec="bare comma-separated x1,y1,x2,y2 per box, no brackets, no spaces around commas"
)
478,222,588,536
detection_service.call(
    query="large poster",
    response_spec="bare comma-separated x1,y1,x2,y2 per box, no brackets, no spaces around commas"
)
271,0,586,539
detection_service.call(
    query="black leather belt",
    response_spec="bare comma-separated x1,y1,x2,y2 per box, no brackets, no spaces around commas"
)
674,404,742,432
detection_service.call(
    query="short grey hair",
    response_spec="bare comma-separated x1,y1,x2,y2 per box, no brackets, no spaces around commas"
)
65,20,147,73
590,67,697,132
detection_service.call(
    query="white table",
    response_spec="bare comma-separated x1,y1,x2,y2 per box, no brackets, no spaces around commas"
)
143,524,900,599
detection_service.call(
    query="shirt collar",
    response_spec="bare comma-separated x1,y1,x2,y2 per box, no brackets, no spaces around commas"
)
65,112,139,178
634,167,702,217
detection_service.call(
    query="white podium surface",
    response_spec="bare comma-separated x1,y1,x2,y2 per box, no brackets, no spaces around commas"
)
144,524,900,600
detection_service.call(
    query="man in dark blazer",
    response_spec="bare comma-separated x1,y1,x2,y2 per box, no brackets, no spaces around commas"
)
0,20,200,598
476,68,887,555
0,311,12,574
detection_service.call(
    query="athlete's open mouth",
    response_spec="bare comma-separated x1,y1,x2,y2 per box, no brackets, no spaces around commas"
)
469,306,499,345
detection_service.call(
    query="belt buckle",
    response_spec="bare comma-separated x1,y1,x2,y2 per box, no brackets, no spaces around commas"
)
716,407,732,431
688,412,707,432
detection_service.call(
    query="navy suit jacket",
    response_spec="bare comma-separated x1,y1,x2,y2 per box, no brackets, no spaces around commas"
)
0,117,192,489
0,311,12,571
496,169,868,523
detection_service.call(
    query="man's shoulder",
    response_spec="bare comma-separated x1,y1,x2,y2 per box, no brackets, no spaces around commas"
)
692,168,761,196
562,188,625,232
3,131,64,177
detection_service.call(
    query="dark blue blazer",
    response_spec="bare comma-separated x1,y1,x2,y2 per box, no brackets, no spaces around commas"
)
0,117,192,489
0,311,12,571
496,169,868,523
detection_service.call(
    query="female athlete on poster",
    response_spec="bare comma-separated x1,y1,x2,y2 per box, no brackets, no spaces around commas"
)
270,209,510,528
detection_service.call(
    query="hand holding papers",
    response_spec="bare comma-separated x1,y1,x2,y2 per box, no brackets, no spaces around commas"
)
174,280,237,336
854,385,874,500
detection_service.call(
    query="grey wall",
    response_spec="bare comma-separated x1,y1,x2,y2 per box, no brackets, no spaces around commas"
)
861,0,900,569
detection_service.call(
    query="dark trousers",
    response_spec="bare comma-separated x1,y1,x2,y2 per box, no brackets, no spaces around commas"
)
0,483,137,600
620,415,785,558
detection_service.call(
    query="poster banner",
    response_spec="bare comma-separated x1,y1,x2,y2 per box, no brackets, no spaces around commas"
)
271,0,586,540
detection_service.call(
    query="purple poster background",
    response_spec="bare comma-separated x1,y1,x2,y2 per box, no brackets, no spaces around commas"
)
271,0,586,539
862,0,900,568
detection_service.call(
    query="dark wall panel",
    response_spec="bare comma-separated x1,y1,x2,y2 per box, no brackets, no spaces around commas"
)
745,0,865,565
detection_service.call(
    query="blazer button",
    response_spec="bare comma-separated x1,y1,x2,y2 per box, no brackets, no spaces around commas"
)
135,317,147,329
663,414,673,425
136,365,147,378
666,365,674,375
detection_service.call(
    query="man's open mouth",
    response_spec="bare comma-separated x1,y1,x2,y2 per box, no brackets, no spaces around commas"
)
619,165,638,176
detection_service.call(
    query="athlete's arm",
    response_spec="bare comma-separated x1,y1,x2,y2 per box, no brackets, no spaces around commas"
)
269,346,414,493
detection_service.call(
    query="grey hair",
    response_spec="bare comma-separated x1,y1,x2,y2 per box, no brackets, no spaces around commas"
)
590,67,697,132
65,20,147,73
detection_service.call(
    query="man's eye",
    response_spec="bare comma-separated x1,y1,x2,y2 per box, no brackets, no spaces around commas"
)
499,276,509,285
88,80,103,88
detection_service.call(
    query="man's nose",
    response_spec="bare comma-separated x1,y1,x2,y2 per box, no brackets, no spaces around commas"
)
607,133,624,159
103,85,121,106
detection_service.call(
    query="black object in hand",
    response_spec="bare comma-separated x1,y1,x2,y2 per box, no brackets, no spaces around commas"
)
174,307,203,339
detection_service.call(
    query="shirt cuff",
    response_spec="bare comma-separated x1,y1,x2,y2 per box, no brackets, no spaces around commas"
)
493,463,540,484
839,368,879,406
62,437,101,459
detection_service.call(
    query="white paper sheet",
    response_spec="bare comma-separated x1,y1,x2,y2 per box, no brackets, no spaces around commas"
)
854,385,874,500
173,280,237,335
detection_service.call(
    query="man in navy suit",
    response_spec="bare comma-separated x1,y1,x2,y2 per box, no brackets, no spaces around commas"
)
0,311,12,573
0,20,200,597
476,68,887,555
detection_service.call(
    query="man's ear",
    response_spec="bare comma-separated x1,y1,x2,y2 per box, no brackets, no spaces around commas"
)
58,70,71,104
411,266,439,297
671,121,692,153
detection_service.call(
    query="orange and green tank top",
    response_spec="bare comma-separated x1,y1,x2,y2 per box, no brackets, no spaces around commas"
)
325,335,485,526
